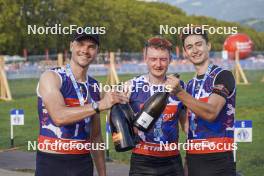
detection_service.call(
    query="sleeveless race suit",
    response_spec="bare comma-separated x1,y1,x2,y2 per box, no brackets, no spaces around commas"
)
128,75,185,176
186,65,236,176
35,67,100,176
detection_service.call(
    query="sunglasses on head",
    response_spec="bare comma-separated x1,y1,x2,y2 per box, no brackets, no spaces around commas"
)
145,37,172,50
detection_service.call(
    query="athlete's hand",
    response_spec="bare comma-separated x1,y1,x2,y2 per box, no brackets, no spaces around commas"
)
99,91,129,111
133,127,139,135
165,75,183,95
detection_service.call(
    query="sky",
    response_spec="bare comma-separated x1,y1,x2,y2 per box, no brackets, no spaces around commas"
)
160,0,264,22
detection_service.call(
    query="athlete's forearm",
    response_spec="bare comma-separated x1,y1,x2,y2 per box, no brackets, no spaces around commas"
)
47,100,109,127
176,90,217,122
48,104,97,126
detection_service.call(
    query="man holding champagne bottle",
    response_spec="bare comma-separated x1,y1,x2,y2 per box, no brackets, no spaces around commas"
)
125,36,187,176
166,27,236,176
36,31,129,176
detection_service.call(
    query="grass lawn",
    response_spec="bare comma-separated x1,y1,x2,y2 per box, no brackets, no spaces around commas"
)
0,70,263,176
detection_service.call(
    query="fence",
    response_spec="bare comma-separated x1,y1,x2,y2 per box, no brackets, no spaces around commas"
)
3,51,264,79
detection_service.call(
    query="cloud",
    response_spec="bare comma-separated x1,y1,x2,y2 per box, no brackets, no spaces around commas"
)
191,1,202,6
174,0,188,4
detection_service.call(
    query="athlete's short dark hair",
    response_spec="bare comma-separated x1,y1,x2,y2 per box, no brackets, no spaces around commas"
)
180,26,209,46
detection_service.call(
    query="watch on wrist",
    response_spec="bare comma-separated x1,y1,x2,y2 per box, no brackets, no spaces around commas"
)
92,102,100,113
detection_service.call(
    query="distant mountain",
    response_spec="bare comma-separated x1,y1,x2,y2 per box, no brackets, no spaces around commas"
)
240,18,264,32
160,0,264,22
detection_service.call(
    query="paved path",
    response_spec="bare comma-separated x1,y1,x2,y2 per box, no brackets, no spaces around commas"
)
0,150,244,176
0,150,129,176
0,169,33,176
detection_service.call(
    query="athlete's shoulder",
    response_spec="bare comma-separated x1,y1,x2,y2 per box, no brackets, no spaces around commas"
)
211,64,224,73
131,75,147,82
40,68,62,82
50,67,66,74
186,78,194,87
212,65,235,84
129,75,148,87
38,69,62,96
88,75,99,85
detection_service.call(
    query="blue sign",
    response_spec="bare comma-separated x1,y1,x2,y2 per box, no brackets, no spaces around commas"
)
106,121,111,133
10,109,24,115
235,120,252,128
234,120,252,142
10,109,24,125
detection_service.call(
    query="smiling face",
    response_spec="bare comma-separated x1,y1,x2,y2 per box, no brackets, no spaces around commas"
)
144,47,171,79
183,35,211,66
70,39,98,68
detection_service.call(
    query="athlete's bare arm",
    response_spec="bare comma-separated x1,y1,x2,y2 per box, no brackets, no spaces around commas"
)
179,107,188,134
90,114,106,176
166,76,226,122
38,71,128,126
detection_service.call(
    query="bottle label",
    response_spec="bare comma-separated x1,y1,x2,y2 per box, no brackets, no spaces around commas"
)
136,112,154,129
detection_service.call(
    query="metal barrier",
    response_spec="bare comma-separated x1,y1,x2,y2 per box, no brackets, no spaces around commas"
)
3,52,264,79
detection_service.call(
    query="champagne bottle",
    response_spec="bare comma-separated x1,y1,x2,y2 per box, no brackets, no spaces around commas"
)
133,73,180,132
110,103,136,152
133,92,169,132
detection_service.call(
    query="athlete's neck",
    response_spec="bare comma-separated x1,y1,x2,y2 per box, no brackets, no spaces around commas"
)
69,60,88,82
148,73,166,85
194,59,210,76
